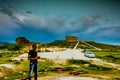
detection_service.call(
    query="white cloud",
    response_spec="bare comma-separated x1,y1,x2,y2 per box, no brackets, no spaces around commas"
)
0,13,20,36
0,6,103,35
15,14,76,33
14,14,27,23
95,26,120,38
80,14,101,26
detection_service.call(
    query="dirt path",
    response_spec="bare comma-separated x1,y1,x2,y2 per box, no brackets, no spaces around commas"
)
74,41,79,49
17,49,99,60
0,64,14,68
38,76,98,80
38,49,99,60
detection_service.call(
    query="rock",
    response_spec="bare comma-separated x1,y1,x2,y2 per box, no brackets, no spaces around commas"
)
51,66,63,73
0,72,4,77
16,37,29,44
69,70,88,75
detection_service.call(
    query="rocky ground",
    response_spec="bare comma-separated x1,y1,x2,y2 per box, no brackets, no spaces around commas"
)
38,76,98,80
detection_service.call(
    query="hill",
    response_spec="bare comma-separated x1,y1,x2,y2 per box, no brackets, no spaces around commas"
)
84,41,120,51
47,40,77,48
0,41,11,49
47,40,120,51
1,39,120,52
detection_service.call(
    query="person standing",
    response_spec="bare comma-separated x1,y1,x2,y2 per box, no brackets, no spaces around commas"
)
28,43,40,80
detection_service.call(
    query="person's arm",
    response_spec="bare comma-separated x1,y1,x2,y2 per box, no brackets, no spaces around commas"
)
28,55,40,60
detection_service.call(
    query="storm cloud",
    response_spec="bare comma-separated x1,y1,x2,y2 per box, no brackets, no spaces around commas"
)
0,0,120,44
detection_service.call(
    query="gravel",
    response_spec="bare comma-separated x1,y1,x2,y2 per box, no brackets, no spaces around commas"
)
57,76,98,80
38,49,99,60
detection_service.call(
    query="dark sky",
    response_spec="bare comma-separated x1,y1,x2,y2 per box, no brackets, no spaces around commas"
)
0,0,120,45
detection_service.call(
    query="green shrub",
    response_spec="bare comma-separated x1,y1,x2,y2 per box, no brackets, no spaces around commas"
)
0,44,8,49
62,66,75,71
14,61,21,64
47,40,76,48
88,64,113,71
7,44,23,51
0,54,2,57
94,51,120,64
67,59,90,65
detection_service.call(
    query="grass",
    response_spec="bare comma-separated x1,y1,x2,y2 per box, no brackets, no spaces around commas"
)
38,59,55,72
94,51,120,64
86,64,113,71
67,59,90,65
0,58,120,80
0,49,120,79
65,59,120,78
0,51,20,64
0,59,55,80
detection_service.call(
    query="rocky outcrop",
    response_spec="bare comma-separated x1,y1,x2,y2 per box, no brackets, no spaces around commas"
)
16,37,29,44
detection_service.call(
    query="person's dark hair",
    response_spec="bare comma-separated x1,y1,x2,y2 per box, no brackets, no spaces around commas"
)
32,43,37,48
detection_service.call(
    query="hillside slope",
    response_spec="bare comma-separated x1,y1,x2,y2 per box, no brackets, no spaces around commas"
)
47,40,120,51
85,41,120,51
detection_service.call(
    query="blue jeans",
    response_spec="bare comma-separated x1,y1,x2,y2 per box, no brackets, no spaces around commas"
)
28,62,38,80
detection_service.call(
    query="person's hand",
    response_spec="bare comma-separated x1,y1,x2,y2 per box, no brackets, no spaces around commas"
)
37,56,40,59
